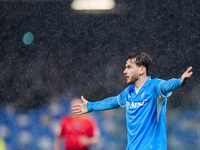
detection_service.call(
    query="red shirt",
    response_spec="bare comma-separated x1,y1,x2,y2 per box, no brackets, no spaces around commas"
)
59,115,99,150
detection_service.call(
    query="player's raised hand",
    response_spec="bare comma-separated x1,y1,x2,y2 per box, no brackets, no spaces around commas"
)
71,96,88,115
181,66,193,84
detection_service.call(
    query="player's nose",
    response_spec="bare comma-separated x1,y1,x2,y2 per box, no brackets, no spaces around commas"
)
123,68,127,74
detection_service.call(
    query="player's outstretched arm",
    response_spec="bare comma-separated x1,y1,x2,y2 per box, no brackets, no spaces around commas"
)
72,96,88,115
181,66,193,84
159,66,193,95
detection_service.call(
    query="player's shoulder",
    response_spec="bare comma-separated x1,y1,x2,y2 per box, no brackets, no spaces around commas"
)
124,84,134,92
61,115,71,121
60,115,71,125
82,115,97,123
150,78,165,86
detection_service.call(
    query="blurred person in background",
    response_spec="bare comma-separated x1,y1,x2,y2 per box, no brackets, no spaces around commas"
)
54,98,100,150
72,52,193,150
0,139,6,150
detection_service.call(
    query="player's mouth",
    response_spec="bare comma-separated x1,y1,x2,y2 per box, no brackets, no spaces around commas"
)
125,76,129,80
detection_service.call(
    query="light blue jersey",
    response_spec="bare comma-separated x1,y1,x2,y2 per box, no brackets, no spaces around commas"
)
87,77,186,150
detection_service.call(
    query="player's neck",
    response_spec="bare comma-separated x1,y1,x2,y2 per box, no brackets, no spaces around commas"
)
71,113,81,118
135,76,149,91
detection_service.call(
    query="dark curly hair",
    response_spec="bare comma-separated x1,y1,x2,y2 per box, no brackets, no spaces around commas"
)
127,52,153,76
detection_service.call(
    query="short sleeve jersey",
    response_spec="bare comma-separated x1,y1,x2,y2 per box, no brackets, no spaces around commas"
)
117,77,169,150
59,115,99,149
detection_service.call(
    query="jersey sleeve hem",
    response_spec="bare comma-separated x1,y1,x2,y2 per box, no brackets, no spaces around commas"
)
117,96,126,107
87,102,93,112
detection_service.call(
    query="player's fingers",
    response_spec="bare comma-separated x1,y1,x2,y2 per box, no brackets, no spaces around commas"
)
185,71,193,77
72,104,81,108
189,71,193,76
75,112,83,115
81,95,85,101
71,106,80,112
186,66,193,73
71,104,82,110
72,109,82,114
72,107,82,113
71,107,80,111
81,95,87,103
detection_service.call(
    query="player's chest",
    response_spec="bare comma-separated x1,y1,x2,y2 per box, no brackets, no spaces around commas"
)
126,87,153,110
64,121,89,133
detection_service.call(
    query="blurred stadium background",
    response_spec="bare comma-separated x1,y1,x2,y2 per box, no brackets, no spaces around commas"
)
0,0,200,149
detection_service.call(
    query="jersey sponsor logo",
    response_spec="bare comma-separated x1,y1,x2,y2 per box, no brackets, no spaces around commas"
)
127,99,147,109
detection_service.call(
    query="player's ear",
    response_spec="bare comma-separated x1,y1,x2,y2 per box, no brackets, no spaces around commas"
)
139,66,146,76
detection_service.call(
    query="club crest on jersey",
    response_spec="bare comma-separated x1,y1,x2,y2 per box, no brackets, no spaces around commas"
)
141,91,145,98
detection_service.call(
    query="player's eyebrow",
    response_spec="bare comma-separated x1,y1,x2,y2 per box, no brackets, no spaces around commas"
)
125,64,130,68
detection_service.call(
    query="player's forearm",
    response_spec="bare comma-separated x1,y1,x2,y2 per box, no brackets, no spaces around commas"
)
160,77,186,95
80,135,99,146
54,136,61,150
88,136,99,145
87,97,120,112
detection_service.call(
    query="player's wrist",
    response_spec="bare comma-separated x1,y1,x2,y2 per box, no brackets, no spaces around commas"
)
180,76,188,85
87,102,93,112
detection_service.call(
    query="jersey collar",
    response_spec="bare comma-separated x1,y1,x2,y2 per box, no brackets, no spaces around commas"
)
143,76,152,87
130,76,152,92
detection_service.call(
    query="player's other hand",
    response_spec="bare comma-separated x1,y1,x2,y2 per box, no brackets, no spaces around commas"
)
181,66,193,84
71,96,88,115
79,136,90,146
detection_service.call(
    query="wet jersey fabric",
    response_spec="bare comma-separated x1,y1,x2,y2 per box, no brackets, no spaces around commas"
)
87,77,186,150
59,115,99,150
